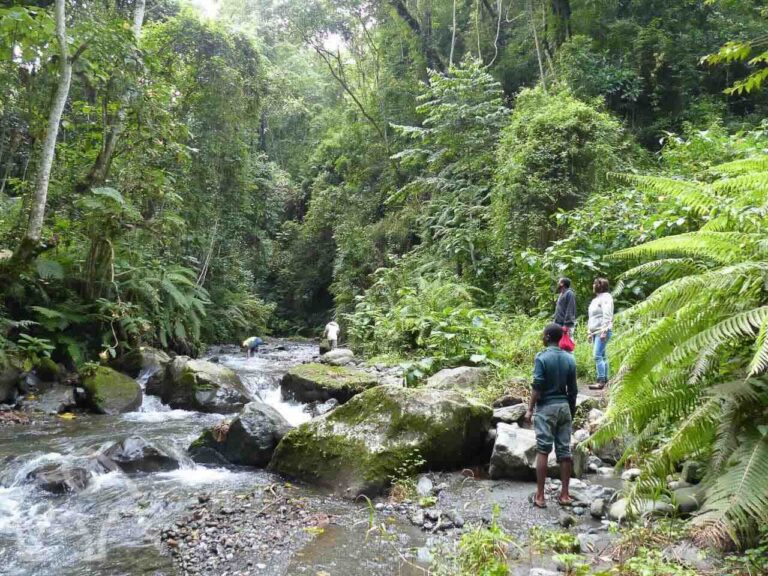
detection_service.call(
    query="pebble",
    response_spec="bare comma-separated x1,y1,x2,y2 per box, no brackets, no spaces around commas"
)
558,512,576,528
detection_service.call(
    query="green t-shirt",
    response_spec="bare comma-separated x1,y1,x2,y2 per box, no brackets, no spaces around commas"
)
532,345,578,408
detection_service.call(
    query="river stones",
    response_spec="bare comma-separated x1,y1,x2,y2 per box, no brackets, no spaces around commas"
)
81,366,142,414
27,462,90,493
148,357,251,414
425,366,489,391
269,385,492,498
189,401,292,467
103,436,180,473
36,384,76,415
280,363,379,404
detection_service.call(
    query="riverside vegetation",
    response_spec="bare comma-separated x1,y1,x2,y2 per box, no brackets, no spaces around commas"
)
2,0,768,574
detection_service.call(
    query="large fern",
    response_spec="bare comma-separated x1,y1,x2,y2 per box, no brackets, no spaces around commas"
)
593,155,768,547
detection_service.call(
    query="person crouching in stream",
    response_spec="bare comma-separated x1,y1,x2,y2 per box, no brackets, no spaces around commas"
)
242,336,264,358
524,323,578,508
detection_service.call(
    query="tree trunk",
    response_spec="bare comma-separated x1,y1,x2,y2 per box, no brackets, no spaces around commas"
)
388,0,445,72
23,0,72,248
81,0,146,190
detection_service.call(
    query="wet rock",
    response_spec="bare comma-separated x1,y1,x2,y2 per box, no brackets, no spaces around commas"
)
0,367,20,405
150,357,251,413
303,398,339,418
280,363,379,404
425,366,489,391
608,497,674,522
489,423,537,480
18,372,41,395
590,498,606,518
190,402,292,467
36,384,75,414
114,346,171,379
492,404,527,425
27,463,90,493
621,467,642,481
592,438,625,465
596,466,615,477
270,386,492,498
680,460,705,484
558,512,576,528
587,455,603,472
81,366,142,414
662,541,715,572
416,476,433,497
672,485,706,516
573,506,586,516
572,429,590,443
34,357,61,382
319,348,355,366
103,436,180,473
530,568,559,576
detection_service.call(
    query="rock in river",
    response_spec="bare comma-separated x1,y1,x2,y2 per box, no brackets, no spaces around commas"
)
269,385,492,497
103,436,180,473
189,401,292,467
280,363,379,404
0,367,20,405
81,366,142,414
112,346,171,379
147,357,251,413
27,463,90,493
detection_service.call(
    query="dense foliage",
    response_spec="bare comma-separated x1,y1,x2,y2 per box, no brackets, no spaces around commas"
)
2,0,768,551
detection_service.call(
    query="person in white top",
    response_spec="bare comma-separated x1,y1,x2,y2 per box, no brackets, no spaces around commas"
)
323,321,340,350
587,278,614,390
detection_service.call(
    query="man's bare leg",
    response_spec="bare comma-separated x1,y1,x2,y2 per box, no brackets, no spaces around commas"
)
535,452,548,506
559,459,573,505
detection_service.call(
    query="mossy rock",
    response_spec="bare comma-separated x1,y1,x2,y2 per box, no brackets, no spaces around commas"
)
281,363,379,404
34,357,61,382
81,366,142,415
152,357,251,413
112,347,171,379
269,385,492,498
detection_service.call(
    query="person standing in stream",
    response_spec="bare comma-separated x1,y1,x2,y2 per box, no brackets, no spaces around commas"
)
588,277,614,390
524,323,578,508
553,277,576,350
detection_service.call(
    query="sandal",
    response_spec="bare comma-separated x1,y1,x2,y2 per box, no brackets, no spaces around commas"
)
557,498,574,507
589,380,607,390
532,497,548,509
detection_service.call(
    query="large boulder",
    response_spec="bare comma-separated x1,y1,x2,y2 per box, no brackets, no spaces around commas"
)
0,367,20,405
27,463,90,494
608,497,674,522
492,404,527,425
113,346,171,379
102,436,180,473
425,366,489,391
34,357,62,382
269,385,492,498
189,401,292,467
81,366,142,414
672,485,706,516
281,363,379,404
148,357,251,413
36,385,76,414
319,348,355,366
489,423,584,481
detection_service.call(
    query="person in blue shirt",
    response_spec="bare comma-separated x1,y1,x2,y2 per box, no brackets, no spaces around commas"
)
524,323,578,508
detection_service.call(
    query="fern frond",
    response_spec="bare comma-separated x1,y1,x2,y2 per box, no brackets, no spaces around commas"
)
710,156,768,176
609,173,715,216
612,232,758,265
748,313,768,376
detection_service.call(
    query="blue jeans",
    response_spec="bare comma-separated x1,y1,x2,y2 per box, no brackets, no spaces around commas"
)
593,329,612,381
534,402,573,461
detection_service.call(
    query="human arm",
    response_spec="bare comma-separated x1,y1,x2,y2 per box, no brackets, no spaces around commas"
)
565,290,576,326
526,355,545,422
567,359,578,417
600,295,614,339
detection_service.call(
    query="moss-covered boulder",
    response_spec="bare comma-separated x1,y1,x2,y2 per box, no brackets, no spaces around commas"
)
81,366,142,414
281,363,379,404
150,357,251,413
269,385,492,498
189,401,292,467
34,357,62,382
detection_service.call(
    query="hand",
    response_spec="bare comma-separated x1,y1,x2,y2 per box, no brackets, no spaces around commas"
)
524,410,533,424
600,332,607,341
588,334,593,343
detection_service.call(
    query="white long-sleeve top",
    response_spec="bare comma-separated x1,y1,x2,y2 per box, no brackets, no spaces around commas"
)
587,292,614,336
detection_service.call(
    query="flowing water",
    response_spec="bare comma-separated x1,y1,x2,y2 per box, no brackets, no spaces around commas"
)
0,342,322,576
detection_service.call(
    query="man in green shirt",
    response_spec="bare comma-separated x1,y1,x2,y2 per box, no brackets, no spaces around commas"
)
524,323,578,508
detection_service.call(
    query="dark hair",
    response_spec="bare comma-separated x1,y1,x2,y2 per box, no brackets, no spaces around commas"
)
543,323,563,344
559,277,571,289
594,277,610,294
